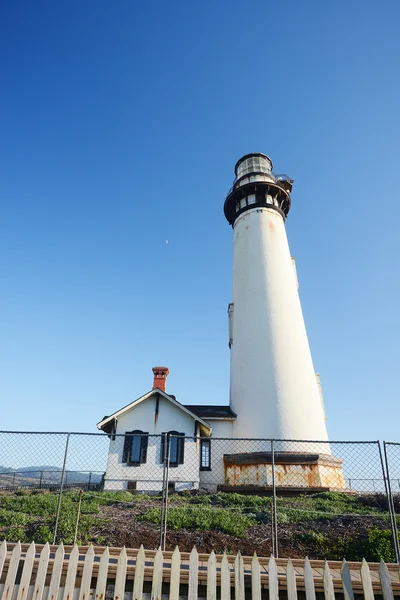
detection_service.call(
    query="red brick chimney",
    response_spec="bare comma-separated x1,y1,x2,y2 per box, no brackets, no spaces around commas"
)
152,366,169,392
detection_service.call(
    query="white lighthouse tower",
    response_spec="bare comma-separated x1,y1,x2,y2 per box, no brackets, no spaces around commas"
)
225,153,329,445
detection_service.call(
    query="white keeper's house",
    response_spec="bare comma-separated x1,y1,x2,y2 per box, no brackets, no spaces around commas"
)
97,153,345,493
97,367,236,492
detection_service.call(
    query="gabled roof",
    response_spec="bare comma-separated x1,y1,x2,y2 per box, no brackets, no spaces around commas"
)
183,405,237,420
97,388,212,434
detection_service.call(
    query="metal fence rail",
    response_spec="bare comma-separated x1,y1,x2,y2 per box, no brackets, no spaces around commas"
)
0,431,399,561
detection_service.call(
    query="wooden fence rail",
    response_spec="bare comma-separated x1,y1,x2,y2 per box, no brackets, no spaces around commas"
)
0,541,399,600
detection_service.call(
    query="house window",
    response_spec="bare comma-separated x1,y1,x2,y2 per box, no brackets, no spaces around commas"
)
200,439,211,470
161,431,185,466
123,430,148,465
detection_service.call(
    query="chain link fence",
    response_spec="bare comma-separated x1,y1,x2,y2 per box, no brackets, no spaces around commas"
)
0,431,399,561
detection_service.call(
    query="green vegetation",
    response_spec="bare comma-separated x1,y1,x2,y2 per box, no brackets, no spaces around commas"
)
142,506,256,536
0,489,395,561
296,527,395,562
0,489,142,545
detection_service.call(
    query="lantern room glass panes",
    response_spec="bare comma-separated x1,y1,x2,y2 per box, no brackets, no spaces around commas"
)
236,155,272,179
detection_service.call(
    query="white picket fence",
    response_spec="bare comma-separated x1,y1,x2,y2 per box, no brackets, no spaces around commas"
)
0,541,399,600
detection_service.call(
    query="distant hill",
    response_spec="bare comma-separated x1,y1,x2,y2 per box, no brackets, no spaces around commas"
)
0,465,102,485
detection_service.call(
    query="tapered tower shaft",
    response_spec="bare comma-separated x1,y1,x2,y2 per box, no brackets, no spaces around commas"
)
225,153,328,443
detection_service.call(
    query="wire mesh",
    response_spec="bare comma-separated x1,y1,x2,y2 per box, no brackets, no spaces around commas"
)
163,436,391,559
0,432,69,490
0,431,396,560
382,442,400,561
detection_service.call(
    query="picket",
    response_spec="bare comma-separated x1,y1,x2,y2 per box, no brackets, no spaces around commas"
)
133,546,145,600
0,541,7,582
79,545,95,600
0,540,397,600
189,547,199,600
170,546,181,600
341,559,354,600
251,553,261,600
207,550,217,600
151,547,163,600
286,558,297,600
33,543,50,600
64,544,79,600
16,541,36,600
379,560,394,600
323,560,335,600
114,546,127,600
221,553,231,600
48,543,65,600
95,547,110,600
1,541,21,600
361,559,375,600
234,551,245,600
304,557,317,600
268,556,279,600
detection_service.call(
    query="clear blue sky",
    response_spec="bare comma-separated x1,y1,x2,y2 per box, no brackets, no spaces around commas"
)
1,0,399,441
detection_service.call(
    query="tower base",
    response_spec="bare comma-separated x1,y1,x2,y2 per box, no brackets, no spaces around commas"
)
222,451,346,491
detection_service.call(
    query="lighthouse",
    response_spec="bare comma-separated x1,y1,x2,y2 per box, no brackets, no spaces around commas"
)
224,153,329,446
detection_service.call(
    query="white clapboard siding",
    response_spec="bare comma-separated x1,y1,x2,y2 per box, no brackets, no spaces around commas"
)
0,540,398,600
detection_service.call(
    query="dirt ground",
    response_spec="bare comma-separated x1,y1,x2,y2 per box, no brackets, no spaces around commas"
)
90,503,388,559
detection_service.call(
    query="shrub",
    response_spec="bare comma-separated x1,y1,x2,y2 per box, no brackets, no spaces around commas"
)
33,525,53,544
5,526,27,542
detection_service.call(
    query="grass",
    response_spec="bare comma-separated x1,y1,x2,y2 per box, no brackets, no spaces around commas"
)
141,506,256,536
0,489,145,545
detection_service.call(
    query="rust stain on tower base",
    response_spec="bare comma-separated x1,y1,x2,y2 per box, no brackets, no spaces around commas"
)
223,451,346,491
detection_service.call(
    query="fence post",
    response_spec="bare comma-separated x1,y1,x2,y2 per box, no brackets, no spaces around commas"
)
73,489,83,545
162,433,171,551
53,432,70,545
39,471,43,489
381,442,400,563
160,434,167,548
88,472,92,490
271,440,278,558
